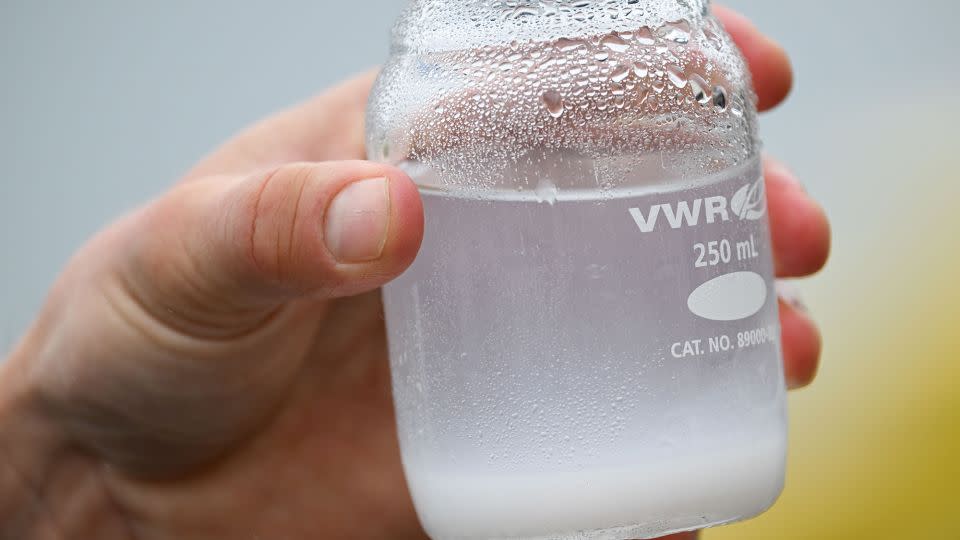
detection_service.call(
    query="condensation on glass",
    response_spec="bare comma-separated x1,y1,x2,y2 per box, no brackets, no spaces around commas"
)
367,2,786,539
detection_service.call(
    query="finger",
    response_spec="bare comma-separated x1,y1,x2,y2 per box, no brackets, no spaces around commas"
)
765,158,831,278
119,161,423,336
713,5,794,111
777,283,822,389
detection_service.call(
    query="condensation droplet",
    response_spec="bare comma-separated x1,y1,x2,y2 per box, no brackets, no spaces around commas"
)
541,90,564,118
704,20,725,49
661,20,692,43
713,86,729,111
638,88,650,105
600,33,630,53
535,177,559,205
666,65,688,88
610,65,630,83
635,26,655,45
689,74,711,105
555,37,585,52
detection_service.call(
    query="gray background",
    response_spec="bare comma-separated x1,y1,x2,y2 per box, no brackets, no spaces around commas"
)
1,0,957,344
4,2,960,538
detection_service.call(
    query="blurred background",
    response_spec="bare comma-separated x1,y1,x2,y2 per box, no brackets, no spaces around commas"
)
1,1,958,538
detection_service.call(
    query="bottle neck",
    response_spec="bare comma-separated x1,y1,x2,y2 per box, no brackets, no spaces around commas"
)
409,0,709,12
395,1,712,52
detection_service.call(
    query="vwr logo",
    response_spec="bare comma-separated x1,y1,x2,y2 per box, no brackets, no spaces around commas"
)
629,178,766,233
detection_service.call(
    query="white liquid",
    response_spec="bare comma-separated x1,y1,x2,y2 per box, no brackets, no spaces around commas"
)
407,436,785,540
383,159,786,539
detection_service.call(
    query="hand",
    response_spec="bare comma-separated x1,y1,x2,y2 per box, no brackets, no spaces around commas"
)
0,6,829,540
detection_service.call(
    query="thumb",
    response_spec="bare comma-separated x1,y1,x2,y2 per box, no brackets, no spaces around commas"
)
120,160,423,335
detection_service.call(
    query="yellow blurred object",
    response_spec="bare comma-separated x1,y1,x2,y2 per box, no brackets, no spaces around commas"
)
709,133,960,538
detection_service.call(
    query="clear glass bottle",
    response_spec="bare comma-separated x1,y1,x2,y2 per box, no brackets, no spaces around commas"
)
367,2,786,539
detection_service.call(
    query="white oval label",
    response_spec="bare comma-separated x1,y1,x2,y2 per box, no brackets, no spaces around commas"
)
687,271,768,321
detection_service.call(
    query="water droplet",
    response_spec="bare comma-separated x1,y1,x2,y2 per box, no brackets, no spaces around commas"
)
689,74,711,105
600,33,630,53
666,64,688,88
704,21,725,49
714,86,729,112
535,177,559,205
610,65,630,83
635,26,655,45
555,37,585,52
586,264,605,279
541,90,564,118
633,62,649,78
638,88,650,105
661,20,692,43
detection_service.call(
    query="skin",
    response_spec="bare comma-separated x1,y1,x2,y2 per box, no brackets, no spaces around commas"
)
0,6,829,540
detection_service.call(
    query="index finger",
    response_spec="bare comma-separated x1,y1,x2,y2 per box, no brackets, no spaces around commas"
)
714,5,794,111
187,5,793,179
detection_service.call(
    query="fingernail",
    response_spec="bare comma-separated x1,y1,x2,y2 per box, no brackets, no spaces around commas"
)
324,177,391,263
776,280,808,314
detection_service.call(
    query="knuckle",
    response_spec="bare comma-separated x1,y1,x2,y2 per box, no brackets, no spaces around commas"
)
244,164,317,284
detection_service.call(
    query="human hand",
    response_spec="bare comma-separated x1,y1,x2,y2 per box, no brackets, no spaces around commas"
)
0,6,828,540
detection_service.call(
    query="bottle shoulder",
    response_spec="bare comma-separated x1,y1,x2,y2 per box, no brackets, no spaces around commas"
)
367,12,761,191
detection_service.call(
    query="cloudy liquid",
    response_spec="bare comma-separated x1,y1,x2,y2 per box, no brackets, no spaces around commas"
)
382,157,787,540
405,437,783,540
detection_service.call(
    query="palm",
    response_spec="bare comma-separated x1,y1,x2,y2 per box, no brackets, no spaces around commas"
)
97,293,425,539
